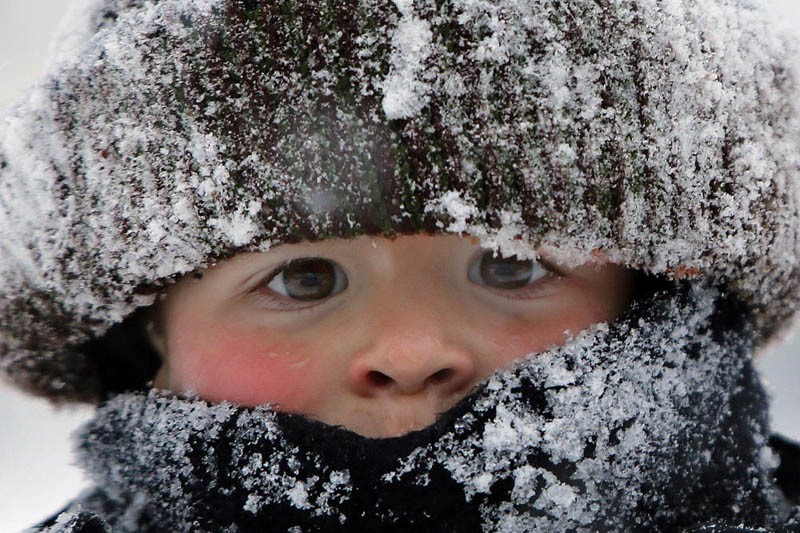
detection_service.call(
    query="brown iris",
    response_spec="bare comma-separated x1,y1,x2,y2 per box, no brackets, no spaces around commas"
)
278,258,339,300
478,252,534,289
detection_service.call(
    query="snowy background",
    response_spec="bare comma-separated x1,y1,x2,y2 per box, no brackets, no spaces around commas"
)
0,1,799,530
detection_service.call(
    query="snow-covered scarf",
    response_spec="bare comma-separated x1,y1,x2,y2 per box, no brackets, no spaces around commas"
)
45,284,797,532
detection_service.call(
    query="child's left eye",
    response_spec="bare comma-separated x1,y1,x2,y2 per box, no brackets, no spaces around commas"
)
265,258,349,301
468,251,552,290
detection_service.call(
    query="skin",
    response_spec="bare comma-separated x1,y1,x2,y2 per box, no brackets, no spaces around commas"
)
150,234,634,438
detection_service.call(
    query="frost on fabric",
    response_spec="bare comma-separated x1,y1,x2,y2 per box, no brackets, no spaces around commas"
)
381,1,434,119
75,391,351,530
426,190,587,264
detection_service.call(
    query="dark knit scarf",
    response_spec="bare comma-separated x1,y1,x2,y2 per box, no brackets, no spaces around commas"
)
55,284,793,532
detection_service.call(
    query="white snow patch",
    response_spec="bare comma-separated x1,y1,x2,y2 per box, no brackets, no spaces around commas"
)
426,191,538,260
382,9,433,120
287,480,311,509
209,213,259,247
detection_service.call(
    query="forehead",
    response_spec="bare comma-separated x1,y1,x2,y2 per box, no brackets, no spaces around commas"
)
210,234,479,271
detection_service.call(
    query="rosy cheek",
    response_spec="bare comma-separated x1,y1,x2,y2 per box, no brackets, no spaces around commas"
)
167,323,323,412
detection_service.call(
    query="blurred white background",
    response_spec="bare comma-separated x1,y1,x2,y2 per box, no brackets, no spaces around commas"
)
1,1,799,531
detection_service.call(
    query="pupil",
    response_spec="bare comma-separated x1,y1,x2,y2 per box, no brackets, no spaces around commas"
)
480,253,533,289
283,259,336,300
494,264,517,277
300,273,320,287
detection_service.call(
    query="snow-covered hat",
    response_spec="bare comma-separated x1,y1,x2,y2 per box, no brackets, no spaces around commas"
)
2,0,799,402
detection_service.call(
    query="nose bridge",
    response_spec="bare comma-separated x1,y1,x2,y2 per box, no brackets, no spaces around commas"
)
366,256,449,338
369,275,453,356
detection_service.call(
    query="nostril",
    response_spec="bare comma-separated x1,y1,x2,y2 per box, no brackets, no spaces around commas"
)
428,368,454,384
366,370,394,388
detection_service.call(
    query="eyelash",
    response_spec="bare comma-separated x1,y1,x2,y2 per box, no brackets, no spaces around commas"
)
481,273,560,300
467,251,563,293
248,259,348,311
250,290,328,312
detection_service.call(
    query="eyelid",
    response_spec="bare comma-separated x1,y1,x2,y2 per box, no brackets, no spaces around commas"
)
536,256,565,277
468,250,565,294
240,256,331,291
247,257,348,310
239,260,293,294
250,290,330,312
480,273,560,300
467,249,553,270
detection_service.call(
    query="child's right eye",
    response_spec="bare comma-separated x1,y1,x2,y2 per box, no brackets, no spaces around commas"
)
265,258,349,301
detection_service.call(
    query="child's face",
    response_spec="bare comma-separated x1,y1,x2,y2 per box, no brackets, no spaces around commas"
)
150,234,633,437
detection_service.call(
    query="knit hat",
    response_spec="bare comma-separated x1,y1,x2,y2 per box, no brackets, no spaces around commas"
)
1,0,799,402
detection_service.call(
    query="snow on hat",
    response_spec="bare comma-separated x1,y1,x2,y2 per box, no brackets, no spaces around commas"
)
1,0,799,402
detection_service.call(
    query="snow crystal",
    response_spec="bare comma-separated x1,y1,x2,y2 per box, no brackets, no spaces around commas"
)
287,481,311,510
209,213,259,247
539,480,577,508
243,494,262,515
759,445,780,471
472,472,494,494
146,219,168,243
426,191,540,260
382,6,433,119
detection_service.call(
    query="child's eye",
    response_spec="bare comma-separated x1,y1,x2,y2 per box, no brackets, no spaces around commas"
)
468,251,551,290
266,258,348,301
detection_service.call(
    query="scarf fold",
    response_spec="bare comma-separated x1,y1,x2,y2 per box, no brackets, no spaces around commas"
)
71,283,791,532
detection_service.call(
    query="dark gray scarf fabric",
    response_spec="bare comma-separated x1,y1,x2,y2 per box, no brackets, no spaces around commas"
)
44,284,795,532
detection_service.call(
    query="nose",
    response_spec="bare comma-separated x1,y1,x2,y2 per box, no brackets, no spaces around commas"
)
349,329,477,397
